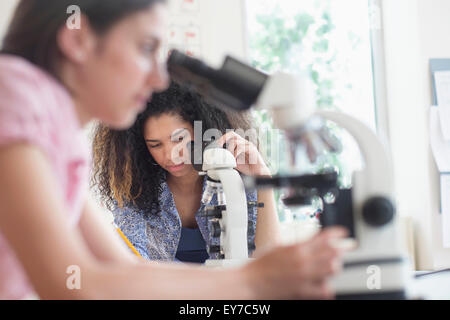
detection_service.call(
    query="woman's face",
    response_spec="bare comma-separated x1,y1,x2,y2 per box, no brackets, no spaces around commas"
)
69,4,169,129
144,113,196,177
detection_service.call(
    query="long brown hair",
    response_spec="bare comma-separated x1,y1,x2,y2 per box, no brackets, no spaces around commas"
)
92,81,258,216
1,0,166,78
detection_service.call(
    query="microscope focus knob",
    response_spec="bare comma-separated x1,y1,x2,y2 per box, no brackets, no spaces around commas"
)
208,245,221,254
208,245,225,259
362,196,395,227
209,220,222,238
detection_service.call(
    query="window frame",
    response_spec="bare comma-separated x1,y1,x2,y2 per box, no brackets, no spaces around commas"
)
369,0,391,145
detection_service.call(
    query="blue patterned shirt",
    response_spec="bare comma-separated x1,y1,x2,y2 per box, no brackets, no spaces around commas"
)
113,176,257,261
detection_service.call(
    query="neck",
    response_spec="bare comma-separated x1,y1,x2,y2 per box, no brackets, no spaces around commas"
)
59,62,93,128
72,98,93,128
167,170,203,194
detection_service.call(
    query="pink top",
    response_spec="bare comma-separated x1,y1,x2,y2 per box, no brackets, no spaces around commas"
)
0,55,91,299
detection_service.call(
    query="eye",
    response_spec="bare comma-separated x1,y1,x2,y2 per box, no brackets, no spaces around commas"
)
172,134,187,142
148,143,161,149
140,40,159,56
140,44,154,55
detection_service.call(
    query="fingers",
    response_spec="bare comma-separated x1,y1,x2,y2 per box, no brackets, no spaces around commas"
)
218,132,248,151
247,241,342,299
309,248,344,279
217,131,238,148
297,280,335,300
319,226,349,239
295,248,343,282
224,135,239,156
287,227,348,283
235,143,252,164
308,227,349,253
218,132,254,167
307,227,348,276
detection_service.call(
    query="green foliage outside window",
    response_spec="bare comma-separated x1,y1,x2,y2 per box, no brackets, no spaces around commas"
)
247,0,356,220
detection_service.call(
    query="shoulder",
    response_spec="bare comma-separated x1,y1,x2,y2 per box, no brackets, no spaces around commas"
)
0,54,44,70
112,204,150,233
0,54,53,97
0,55,41,113
0,55,79,149
112,204,143,219
0,54,72,116
0,55,43,80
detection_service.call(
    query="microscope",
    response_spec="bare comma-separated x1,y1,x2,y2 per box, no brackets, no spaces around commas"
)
168,50,411,299
188,140,261,267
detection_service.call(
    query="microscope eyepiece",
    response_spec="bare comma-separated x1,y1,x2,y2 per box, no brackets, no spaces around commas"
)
167,49,215,82
167,49,268,111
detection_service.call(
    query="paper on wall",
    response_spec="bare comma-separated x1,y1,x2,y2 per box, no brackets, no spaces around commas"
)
436,71,450,141
435,71,450,107
430,107,450,172
438,106,450,140
430,106,450,247
439,174,450,248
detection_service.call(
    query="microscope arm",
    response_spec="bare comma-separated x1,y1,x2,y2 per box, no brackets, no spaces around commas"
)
213,169,249,260
254,71,401,253
254,71,394,198
315,110,395,198
316,110,403,259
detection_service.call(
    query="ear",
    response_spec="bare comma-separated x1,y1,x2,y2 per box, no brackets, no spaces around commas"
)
57,15,97,64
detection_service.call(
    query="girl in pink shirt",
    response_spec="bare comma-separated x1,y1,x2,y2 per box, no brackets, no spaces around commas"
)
0,0,346,300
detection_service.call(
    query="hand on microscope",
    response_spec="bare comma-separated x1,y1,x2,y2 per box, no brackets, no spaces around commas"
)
243,226,348,299
217,131,271,177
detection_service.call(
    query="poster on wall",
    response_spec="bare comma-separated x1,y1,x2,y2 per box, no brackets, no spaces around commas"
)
161,0,247,67
163,0,203,60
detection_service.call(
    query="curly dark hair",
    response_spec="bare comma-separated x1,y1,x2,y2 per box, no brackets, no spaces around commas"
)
91,81,256,216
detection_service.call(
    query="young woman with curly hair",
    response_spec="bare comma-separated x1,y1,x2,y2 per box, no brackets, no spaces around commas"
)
92,81,282,263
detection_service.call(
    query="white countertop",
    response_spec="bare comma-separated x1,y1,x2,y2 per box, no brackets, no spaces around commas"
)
407,271,450,300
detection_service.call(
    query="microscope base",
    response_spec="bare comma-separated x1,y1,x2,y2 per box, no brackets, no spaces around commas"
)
332,256,411,300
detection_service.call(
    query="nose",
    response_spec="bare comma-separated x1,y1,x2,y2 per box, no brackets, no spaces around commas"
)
164,144,175,164
147,59,170,92
165,141,186,165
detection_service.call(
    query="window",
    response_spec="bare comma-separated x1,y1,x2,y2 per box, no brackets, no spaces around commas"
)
245,0,381,220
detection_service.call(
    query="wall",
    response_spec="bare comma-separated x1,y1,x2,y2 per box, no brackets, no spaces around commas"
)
382,0,450,269
165,0,247,66
0,0,18,44
1,0,246,64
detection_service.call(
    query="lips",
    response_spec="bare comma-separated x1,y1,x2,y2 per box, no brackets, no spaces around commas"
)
135,93,152,108
167,164,185,172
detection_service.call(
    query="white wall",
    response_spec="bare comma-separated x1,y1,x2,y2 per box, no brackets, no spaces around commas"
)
165,0,247,66
382,0,450,270
0,0,18,44
1,0,247,66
